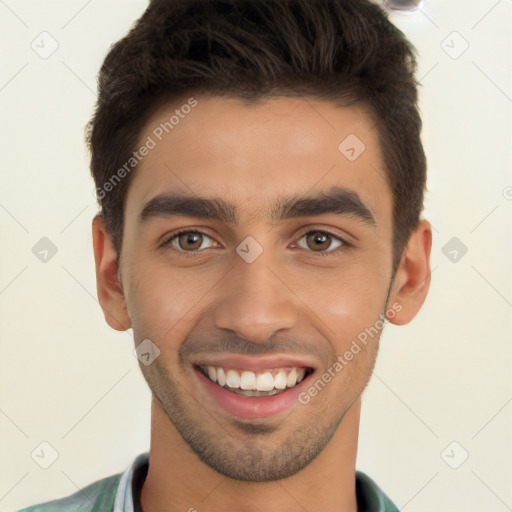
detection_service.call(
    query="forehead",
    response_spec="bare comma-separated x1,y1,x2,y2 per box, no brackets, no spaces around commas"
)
125,95,392,228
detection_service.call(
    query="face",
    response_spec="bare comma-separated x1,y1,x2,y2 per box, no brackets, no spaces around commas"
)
112,95,398,481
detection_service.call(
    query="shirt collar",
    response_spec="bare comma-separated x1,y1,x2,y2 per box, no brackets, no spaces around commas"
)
113,452,398,512
113,452,150,512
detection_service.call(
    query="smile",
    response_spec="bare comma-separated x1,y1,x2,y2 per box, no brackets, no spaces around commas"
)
199,365,310,397
194,358,316,419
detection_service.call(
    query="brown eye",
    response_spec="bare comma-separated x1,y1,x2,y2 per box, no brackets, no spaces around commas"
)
296,230,345,254
163,230,216,252
306,231,331,251
177,232,203,251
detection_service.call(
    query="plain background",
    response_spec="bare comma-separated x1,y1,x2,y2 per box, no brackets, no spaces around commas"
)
1,1,511,510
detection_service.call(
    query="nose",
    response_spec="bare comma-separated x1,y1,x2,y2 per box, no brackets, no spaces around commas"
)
213,250,298,344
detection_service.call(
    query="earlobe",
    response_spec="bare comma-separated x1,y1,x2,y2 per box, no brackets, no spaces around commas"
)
92,215,131,331
387,219,432,326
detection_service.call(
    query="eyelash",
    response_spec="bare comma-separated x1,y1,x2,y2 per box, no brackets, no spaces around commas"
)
160,228,352,258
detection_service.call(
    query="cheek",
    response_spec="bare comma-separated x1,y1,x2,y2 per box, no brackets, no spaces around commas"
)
300,264,389,351
323,298,385,358
125,261,211,340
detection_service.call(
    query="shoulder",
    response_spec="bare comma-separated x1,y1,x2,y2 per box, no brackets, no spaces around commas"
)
356,470,401,512
16,472,122,512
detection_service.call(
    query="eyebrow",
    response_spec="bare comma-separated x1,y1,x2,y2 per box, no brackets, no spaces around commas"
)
138,186,376,227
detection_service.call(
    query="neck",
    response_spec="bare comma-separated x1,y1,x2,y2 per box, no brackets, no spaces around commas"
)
140,397,361,512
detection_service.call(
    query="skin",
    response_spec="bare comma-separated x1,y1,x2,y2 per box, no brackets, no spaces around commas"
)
92,95,432,512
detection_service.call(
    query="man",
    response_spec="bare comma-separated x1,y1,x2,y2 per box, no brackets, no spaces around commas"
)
19,0,431,510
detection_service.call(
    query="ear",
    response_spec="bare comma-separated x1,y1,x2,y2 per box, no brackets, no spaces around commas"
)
92,215,131,331
387,219,432,325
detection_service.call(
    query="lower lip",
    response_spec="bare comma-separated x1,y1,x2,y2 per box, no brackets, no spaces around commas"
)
196,368,313,419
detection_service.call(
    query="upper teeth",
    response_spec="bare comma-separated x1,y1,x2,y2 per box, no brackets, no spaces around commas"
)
202,366,307,391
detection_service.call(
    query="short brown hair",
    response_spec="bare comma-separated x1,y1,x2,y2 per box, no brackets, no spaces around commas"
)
86,0,426,274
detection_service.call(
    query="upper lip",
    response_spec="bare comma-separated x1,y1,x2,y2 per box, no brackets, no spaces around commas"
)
193,354,316,372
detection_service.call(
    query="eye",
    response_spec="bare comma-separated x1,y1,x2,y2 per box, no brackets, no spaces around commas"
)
161,230,218,253
294,230,349,256
160,228,351,257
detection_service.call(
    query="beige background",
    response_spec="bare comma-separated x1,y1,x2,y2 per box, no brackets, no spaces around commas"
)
1,1,511,510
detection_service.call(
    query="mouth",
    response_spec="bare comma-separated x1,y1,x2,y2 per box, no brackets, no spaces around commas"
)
192,357,316,419
198,365,313,396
